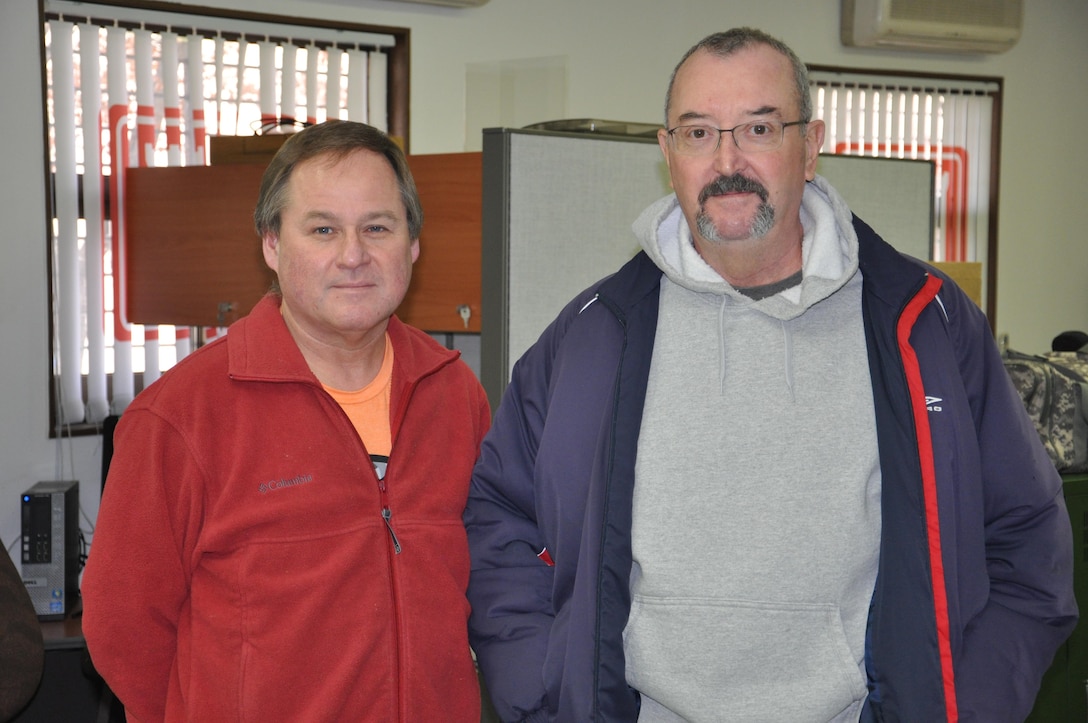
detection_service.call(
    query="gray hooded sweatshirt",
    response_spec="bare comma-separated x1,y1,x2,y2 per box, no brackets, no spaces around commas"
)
624,176,881,723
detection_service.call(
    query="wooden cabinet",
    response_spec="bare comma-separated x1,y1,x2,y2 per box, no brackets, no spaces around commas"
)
124,164,274,328
397,152,482,333
123,145,482,333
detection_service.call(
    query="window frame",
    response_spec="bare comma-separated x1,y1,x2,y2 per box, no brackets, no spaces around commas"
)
808,63,1003,326
40,0,411,437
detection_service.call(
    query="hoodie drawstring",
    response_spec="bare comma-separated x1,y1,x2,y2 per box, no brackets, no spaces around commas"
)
781,319,796,402
718,299,797,402
718,298,728,393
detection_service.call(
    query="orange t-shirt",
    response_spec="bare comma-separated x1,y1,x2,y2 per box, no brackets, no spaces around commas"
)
323,333,393,458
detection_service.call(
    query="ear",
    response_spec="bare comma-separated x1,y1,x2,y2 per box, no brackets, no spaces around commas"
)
262,232,280,272
657,127,675,189
410,238,420,264
803,119,826,181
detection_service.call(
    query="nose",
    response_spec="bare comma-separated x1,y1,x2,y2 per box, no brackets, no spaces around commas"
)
338,231,371,267
711,131,745,175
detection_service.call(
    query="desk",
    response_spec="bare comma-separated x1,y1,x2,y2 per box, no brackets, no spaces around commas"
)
1026,473,1088,722
39,614,85,651
12,611,122,723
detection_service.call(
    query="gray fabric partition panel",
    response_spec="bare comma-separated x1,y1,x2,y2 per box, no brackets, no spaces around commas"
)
816,153,935,262
480,127,934,407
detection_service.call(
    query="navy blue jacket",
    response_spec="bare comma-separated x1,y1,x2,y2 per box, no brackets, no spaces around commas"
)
465,216,1077,722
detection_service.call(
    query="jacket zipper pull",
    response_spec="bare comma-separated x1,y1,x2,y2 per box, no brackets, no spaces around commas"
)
381,507,402,554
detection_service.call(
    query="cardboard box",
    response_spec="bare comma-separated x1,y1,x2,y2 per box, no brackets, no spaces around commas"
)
931,261,982,308
208,131,406,166
209,134,289,166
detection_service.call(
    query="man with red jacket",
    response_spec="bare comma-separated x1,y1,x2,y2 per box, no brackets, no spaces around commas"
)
83,120,490,722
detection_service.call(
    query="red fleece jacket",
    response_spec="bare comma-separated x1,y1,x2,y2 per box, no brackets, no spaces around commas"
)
82,294,490,722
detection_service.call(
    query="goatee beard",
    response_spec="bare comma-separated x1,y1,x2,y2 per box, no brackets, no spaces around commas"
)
695,173,775,242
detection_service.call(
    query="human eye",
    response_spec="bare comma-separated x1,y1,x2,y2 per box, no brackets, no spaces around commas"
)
361,214,400,236
682,125,713,142
673,125,718,153
745,121,778,137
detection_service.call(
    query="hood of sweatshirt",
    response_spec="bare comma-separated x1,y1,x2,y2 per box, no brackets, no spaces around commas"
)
633,174,859,321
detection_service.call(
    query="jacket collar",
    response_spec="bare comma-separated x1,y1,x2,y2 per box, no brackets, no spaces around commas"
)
595,251,664,317
855,215,931,312
225,293,459,387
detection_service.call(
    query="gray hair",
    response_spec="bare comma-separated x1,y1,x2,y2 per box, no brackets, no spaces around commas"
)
254,119,424,241
663,28,813,127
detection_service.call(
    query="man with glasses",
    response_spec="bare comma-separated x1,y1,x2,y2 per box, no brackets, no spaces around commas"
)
465,27,1076,721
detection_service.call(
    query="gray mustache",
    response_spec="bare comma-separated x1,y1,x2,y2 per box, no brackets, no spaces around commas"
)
699,174,769,204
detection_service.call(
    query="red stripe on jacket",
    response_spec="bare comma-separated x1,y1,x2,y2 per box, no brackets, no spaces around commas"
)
896,272,958,722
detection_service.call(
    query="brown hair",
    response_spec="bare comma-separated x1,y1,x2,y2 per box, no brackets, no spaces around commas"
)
253,119,423,241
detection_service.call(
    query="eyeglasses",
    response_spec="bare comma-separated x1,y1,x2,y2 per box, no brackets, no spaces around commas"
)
666,119,805,155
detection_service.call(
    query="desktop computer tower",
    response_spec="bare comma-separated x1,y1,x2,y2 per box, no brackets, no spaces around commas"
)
20,480,80,621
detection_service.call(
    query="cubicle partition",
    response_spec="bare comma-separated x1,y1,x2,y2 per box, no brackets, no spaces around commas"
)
479,126,935,407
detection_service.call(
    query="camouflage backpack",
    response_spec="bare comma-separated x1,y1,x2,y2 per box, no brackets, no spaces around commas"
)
1046,350,1088,382
1002,350,1088,474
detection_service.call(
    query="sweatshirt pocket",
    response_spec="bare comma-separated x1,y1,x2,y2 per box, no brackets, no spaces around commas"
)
624,593,867,723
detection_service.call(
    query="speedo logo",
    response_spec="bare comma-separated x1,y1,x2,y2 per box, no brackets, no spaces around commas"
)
258,474,314,494
926,395,943,412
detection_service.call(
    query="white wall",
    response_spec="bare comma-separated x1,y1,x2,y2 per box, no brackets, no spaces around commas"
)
1,0,1086,552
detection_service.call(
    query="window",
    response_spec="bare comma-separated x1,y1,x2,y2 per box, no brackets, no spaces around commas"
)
808,66,1002,321
42,0,409,434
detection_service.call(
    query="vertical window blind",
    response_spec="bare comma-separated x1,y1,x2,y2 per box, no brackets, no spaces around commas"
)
44,1,398,428
809,70,999,265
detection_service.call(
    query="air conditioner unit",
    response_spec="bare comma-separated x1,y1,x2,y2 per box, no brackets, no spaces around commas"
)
841,0,1023,54
386,0,490,6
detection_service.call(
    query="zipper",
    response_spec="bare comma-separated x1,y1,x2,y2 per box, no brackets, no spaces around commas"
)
371,452,402,719
372,454,402,555
381,506,402,554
